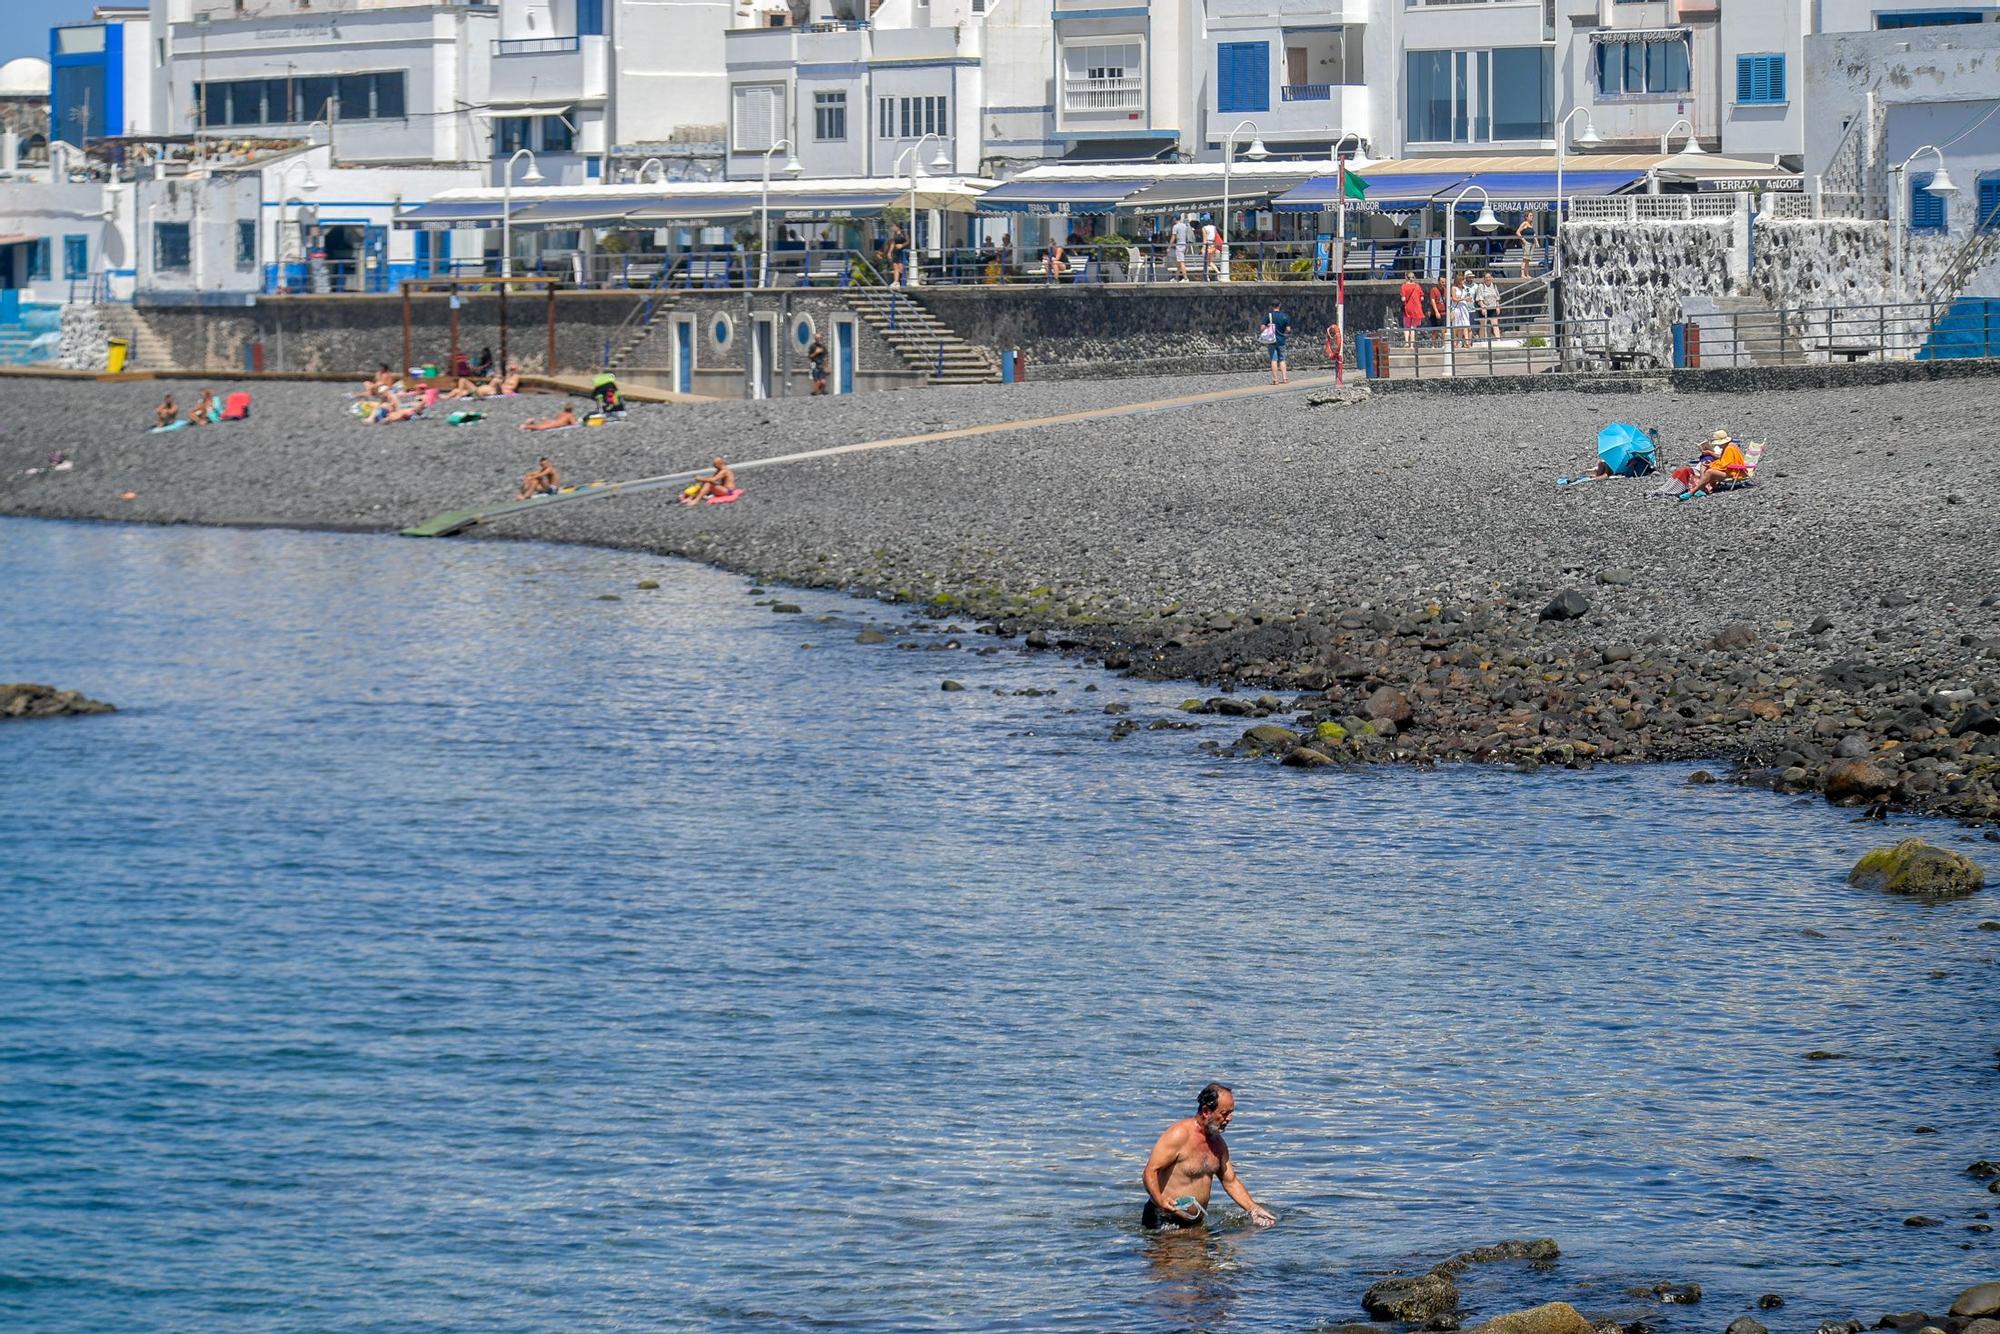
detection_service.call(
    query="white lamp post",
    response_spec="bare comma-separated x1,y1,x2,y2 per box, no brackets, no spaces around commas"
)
1553,107,1600,281
1329,130,1372,360
758,137,802,287
500,146,544,280
1660,117,1704,156
1445,184,1501,371
635,157,666,185
1220,118,1268,282
277,158,318,293
893,133,952,287
1891,142,1957,302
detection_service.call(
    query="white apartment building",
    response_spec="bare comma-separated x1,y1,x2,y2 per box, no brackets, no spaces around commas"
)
147,0,496,166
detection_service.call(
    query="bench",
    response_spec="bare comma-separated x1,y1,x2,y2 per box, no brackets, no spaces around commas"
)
1823,344,1877,363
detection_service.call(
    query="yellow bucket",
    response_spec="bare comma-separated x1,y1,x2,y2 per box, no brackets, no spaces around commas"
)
106,338,129,373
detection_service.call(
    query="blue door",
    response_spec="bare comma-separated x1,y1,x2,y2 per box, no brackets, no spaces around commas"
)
675,318,694,395
835,319,854,394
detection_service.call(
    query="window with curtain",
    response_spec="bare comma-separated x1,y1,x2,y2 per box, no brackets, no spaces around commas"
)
541,113,574,153
495,118,531,156
64,234,88,279
29,238,50,281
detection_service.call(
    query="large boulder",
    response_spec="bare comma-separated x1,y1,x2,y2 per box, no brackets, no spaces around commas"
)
1363,1273,1460,1323
1367,687,1414,724
1469,1301,1594,1334
1241,723,1303,753
1823,759,1893,804
1540,590,1591,622
1952,1284,2000,1319
1849,840,1986,901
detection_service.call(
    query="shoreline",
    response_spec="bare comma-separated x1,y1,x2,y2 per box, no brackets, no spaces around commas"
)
3,372,1997,825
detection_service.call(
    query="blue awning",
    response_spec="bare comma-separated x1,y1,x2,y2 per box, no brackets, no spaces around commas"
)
393,200,509,229
978,178,1151,215
1273,172,1473,212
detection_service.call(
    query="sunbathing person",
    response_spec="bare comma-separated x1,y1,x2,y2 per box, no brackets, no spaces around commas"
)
153,394,178,428
1688,433,1748,495
186,389,216,426
440,375,482,400
519,403,578,432
366,399,426,425
477,364,523,397
515,457,560,499
682,456,738,504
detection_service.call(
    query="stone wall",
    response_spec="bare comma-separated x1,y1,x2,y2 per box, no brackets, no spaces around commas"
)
58,306,107,372
919,283,1412,375
1559,222,1732,357
1752,219,1957,310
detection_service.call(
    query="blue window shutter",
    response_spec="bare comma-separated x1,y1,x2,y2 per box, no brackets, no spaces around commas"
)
1218,41,1268,114
1736,55,1754,103
1978,175,2000,232
1768,54,1785,103
1911,172,1947,233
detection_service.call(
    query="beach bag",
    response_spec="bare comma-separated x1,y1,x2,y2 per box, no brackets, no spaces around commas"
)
1258,321,1278,346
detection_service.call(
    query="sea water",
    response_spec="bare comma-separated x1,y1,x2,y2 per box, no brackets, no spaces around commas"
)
1,518,1993,1331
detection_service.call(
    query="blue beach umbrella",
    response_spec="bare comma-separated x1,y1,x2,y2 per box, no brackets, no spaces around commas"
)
1596,422,1657,477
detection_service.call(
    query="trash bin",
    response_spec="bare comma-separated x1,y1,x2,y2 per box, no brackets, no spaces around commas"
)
106,338,129,373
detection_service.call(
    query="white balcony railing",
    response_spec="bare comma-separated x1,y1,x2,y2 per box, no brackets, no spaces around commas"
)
494,36,581,55
1063,77,1143,112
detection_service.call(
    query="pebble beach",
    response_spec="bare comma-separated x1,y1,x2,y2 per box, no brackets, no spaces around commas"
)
3,369,1997,823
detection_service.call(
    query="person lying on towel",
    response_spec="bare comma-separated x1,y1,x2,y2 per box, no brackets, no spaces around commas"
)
519,403,577,432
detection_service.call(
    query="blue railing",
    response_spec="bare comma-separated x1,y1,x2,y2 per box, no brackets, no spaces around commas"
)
1280,83,1333,102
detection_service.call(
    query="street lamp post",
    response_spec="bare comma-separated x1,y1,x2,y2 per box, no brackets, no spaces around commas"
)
1444,184,1502,374
1329,130,1372,368
758,138,802,287
1220,118,1268,282
1553,107,1600,281
276,158,319,295
1891,143,1957,303
635,157,667,185
1650,117,1704,195
501,146,544,280
894,133,952,286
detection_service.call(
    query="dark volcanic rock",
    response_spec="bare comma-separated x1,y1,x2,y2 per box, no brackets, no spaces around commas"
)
1727,1319,1770,1334
1823,759,1893,804
1,683,116,720
1363,1273,1459,1323
1540,589,1590,622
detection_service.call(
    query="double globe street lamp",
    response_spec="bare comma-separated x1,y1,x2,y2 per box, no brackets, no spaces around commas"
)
895,133,953,287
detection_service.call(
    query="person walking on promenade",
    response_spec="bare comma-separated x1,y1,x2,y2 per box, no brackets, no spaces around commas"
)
1171,214,1194,282
1477,272,1502,341
1200,217,1220,281
1449,276,1473,351
1515,217,1537,279
887,224,909,286
1261,302,1291,385
1428,279,1448,348
1140,1083,1276,1230
808,333,829,396
1399,276,1425,349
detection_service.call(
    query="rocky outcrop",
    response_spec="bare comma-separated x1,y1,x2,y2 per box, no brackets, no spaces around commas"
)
1468,1301,1594,1334
1,683,116,720
1363,1273,1460,1323
1848,839,1986,901
1952,1283,2000,1319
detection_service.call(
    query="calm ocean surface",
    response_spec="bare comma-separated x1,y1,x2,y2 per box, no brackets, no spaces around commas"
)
1,516,1994,1331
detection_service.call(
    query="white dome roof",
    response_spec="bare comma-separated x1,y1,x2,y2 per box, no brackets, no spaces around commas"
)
0,57,50,98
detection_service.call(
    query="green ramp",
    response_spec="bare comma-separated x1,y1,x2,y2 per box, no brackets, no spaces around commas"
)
401,475,698,538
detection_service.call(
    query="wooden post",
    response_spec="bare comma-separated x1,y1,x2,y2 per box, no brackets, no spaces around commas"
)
401,281,411,377
546,279,557,376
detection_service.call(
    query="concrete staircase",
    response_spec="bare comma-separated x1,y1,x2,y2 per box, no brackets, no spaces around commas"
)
844,287,1000,385
97,304,169,371
0,324,51,366
1681,294,1805,368
604,293,678,371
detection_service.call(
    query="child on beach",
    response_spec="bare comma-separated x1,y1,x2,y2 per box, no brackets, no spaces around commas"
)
153,394,177,429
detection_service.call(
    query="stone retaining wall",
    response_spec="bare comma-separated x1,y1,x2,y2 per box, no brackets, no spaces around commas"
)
1560,222,1732,355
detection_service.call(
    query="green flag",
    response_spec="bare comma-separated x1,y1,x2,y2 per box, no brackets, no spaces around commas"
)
1342,165,1369,200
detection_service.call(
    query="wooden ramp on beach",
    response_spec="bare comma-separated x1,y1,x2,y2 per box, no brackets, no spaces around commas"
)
401,374,1339,538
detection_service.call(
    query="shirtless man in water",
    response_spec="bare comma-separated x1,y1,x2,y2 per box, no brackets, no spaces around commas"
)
1141,1082,1276,1229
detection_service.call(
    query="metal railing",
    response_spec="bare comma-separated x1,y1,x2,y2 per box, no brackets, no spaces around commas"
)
1355,312,1620,382
1679,298,1998,367
1280,83,1332,102
1061,78,1143,112
493,36,582,55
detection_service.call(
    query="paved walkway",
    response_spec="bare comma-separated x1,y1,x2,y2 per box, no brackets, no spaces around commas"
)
405,374,1340,536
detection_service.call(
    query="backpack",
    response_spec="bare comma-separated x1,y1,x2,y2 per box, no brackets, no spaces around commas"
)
1258,320,1278,346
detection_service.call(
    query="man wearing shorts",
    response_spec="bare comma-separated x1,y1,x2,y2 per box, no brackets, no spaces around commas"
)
1141,1083,1276,1229
1170,215,1193,282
